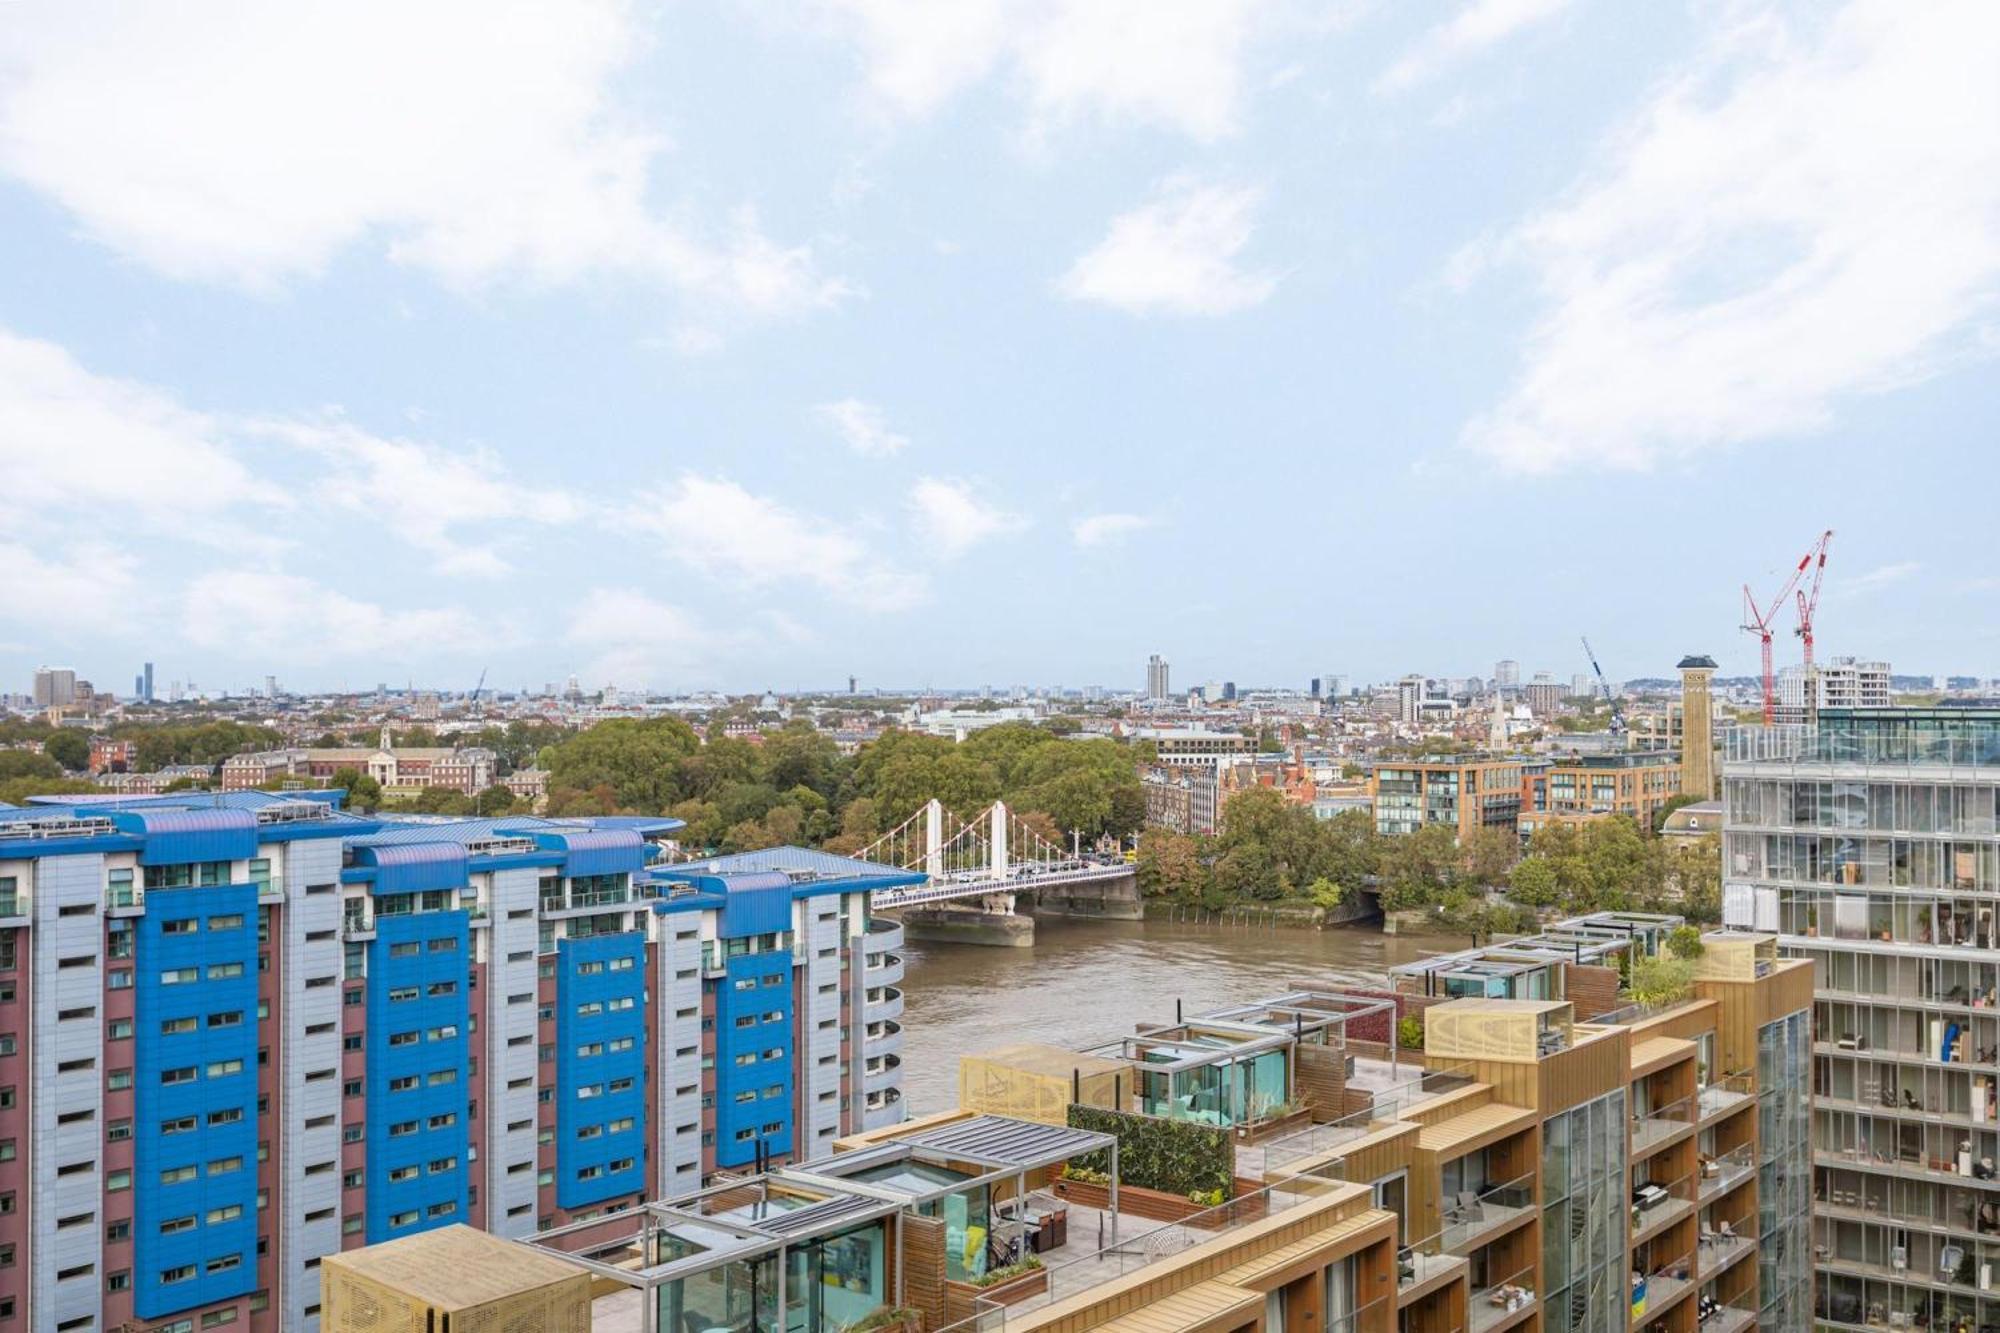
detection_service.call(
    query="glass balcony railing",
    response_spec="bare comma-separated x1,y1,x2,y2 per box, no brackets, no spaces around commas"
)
1632,1095,1695,1154
1326,1293,1387,1333
1699,1144,1755,1202
1631,1251,1692,1324
1399,1230,1467,1293
1698,1073,1755,1123
1631,1170,1694,1242
1469,1264,1535,1332
1442,1173,1536,1254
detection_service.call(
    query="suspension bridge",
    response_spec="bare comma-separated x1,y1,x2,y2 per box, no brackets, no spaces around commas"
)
856,799,1134,911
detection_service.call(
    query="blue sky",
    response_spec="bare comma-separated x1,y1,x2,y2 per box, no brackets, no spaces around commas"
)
1,0,1995,696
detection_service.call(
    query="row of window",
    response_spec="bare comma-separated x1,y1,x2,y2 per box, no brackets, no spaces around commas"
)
574,955,636,975
574,1077,636,1100
160,1252,243,1285
160,962,245,985
386,1200,457,1227
575,1037,636,1058
386,936,459,958
385,981,457,1001
158,1155,244,1186
573,996,636,1017
160,912,245,935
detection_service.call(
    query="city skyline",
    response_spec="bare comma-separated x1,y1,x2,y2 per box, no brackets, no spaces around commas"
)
3,3,1996,690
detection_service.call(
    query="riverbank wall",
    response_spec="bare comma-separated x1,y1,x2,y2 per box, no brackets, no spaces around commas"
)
1027,870,1143,920
1140,894,1380,931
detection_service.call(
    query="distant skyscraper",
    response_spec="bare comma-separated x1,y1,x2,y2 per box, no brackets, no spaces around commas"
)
1493,659,1521,689
266,674,279,699
32,665,77,707
1145,654,1170,700
142,661,154,702
1324,673,1346,699
1571,672,1595,700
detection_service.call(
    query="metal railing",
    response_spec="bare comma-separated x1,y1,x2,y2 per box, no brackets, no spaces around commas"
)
1442,1173,1535,1252
1698,1072,1754,1120
1632,1250,1692,1323
1014,1178,1310,1314
1630,1169,1694,1239
1399,1229,1462,1290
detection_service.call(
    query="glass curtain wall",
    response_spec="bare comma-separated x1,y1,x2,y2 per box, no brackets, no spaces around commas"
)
1541,1089,1628,1333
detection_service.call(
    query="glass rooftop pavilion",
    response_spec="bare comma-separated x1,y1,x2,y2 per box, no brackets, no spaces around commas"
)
1080,992,1401,1130
1390,910,1684,1000
525,1115,1121,1333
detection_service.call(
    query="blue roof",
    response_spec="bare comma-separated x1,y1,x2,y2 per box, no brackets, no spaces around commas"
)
350,841,471,893
354,814,683,849
672,845,926,888
108,807,260,865
22,789,350,811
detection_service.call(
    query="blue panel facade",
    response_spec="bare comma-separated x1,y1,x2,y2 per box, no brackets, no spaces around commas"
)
714,949,795,1169
364,910,471,1242
112,808,260,865
554,931,649,1209
718,871,794,938
133,883,260,1319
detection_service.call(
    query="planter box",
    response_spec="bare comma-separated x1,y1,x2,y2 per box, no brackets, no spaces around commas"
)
1234,1108,1314,1145
1053,1177,1264,1229
942,1268,1048,1324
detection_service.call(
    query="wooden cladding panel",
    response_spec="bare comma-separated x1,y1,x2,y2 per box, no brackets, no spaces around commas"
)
1539,1029,1629,1116
1565,964,1623,1021
900,1212,948,1333
1295,1044,1348,1123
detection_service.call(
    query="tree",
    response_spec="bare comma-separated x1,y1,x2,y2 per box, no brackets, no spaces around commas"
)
42,731,90,772
1377,823,1463,913
409,786,474,815
1307,876,1347,912
1135,830,1207,901
0,750,60,783
327,766,383,812
1460,827,1519,887
544,717,701,812
1506,856,1560,909
1669,834,1722,922
473,785,517,816
0,775,97,805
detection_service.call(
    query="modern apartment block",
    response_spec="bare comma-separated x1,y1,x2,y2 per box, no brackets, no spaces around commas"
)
1372,756,1526,838
1382,917,1814,1332
1518,751,1685,839
1723,704,2000,1329
0,791,914,1333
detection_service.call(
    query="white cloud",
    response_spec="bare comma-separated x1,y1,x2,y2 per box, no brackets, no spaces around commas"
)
1844,561,1923,595
256,417,584,577
0,542,141,636
814,0,1273,141
814,398,910,458
1059,177,1277,316
1072,512,1153,548
0,2,846,315
0,328,284,526
1376,0,1574,94
1461,1,2000,472
631,475,927,611
907,478,1027,558
565,587,720,686
182,571,480,659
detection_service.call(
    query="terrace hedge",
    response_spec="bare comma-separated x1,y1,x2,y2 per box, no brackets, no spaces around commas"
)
1064,1104,1232,1199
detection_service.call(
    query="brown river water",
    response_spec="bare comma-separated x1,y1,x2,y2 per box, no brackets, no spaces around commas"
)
894,916,1467,1114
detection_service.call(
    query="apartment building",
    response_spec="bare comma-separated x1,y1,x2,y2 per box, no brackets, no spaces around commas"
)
1372,756,1525,839
1380,918,1814,1332
220,729,498,794
0,792,914,1333
1723,704,2000,1328
1775,657,1893,724
1518,751,1684,840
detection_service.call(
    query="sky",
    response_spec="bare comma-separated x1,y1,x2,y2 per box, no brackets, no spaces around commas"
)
1,0,1996,696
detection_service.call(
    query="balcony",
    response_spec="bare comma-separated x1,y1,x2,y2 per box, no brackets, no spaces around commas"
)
1632,1095,1695,1158
256,874,284,903
342,906,376,940
1630,1171,1694,1248
1699,1223,1753,1276
1398,1230,1468,1307
1442,1173,1535,1255
1698,1073,1754,1125
1699,1145,1755,1203
1703,1305,1755,1333
1630,1251,1692,1327
863,986,903,1024
1469,1264,1536,1333
105,883,141,915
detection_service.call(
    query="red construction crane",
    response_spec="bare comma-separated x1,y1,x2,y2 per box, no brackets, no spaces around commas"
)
1793,529,1834,677
1742,534,1826,725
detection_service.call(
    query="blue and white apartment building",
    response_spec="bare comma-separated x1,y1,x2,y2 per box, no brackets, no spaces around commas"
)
0,790,915,1333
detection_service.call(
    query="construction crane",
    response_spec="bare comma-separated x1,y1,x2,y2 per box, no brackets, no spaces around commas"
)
1742,534,1825,726
1793,529,1835,678
1580,636,1625,734
469,668,488,713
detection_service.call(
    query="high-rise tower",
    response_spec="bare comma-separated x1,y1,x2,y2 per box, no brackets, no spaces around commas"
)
1678,654,1717,798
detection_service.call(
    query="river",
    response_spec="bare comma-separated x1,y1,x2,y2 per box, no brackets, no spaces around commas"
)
894,916,1467,1114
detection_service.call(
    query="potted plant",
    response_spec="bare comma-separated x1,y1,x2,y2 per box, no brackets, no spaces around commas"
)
1806,906,1819,938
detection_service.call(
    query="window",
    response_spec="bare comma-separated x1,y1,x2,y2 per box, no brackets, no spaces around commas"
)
208,962,244,980
160,968,198,986
160,1016,197,1035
